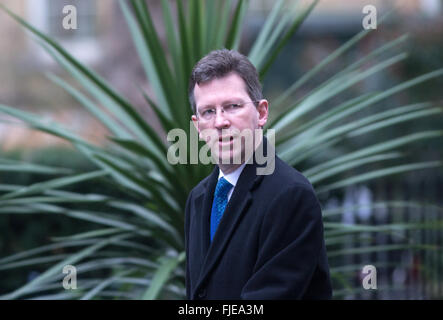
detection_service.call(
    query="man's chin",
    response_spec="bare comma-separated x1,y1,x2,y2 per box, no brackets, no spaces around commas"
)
213,150,244,166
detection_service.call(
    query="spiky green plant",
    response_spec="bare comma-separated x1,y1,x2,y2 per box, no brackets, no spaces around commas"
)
0,0,442,299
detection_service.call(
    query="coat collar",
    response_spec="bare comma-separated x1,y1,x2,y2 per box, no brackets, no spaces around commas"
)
191,137,274,296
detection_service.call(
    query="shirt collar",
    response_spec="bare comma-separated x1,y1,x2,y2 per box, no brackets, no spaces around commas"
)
218,162,247,187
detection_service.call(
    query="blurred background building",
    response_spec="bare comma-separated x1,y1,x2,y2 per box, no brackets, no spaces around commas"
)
1,0,442,151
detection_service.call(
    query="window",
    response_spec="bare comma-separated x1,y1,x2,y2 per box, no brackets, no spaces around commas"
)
26,0,101,65
46,0,97,39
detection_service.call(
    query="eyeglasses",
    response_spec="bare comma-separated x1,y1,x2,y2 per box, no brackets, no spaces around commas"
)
197,101,259,121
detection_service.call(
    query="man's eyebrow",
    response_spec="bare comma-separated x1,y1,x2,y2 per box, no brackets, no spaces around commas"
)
222,98,244,104
198,98,245,109
197,103,215,110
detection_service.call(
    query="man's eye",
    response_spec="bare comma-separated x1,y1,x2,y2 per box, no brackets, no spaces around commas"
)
225,103,241,110
202,109,215,116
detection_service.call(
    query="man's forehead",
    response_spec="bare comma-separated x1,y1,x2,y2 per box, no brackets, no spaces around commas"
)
197,72,244,85
194,73,249,101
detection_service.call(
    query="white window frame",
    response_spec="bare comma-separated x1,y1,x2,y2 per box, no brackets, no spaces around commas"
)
26,0,101,66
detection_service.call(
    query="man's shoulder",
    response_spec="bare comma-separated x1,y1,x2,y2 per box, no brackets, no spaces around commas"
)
187,168,217,200
265,156,315,193
186,157,315,199
257,157,322,222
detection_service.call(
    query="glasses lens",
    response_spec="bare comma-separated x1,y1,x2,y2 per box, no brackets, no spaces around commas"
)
199,101,256,120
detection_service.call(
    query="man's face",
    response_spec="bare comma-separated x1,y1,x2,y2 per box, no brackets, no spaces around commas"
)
191,72,268,168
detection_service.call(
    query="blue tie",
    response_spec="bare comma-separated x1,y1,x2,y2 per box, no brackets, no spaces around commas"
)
210,177,233,242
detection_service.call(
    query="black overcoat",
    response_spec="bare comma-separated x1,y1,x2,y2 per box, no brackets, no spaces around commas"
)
185,139,332,299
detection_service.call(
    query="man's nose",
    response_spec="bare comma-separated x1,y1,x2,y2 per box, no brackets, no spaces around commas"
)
214,109,230,129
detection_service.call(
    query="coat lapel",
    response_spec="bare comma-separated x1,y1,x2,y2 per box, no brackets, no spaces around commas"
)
192,137,274,296
192,166,219,266
195,161,264,293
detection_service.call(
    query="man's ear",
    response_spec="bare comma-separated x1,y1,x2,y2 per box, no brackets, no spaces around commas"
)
191,115,200,134
257,99,269,128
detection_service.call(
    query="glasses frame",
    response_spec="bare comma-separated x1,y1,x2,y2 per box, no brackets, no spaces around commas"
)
196,100,260,121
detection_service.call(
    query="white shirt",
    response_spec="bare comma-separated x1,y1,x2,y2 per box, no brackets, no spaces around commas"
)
218,162,247,202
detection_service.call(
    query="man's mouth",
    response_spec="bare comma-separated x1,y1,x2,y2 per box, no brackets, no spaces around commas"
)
219,136,234,141
218,136,234,144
